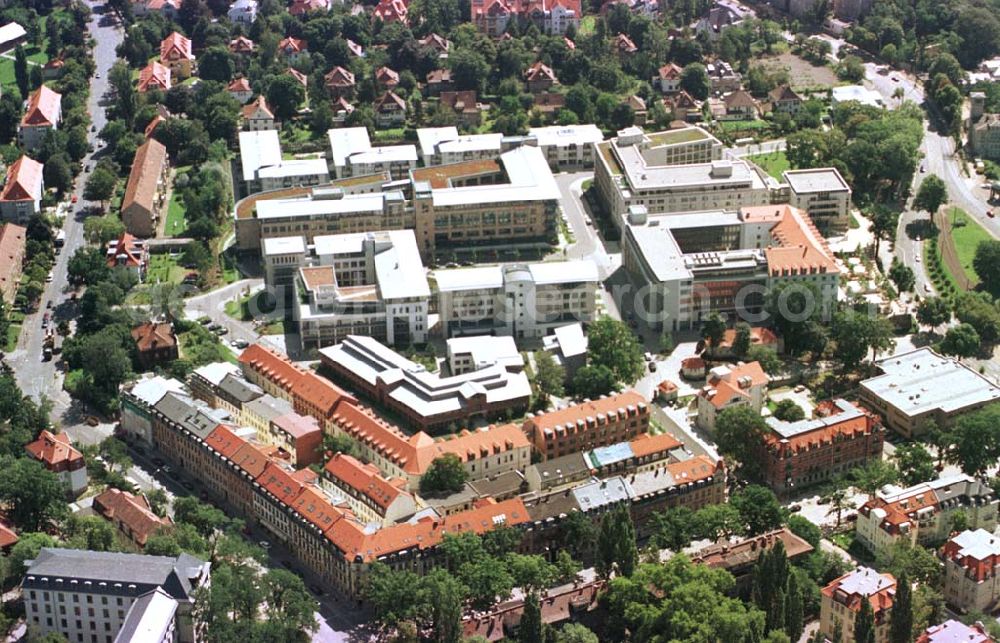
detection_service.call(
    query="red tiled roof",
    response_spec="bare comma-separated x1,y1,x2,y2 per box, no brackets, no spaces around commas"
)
290,486,346,532
430,424,531,465
241,95,274,120
0,155,43,202
286,67,307,86
138,61,171,92
527,391,647,434
130,321,176,352
372,0,408,24
697,362,768,410
229,36,255,53
25,430,83,467
205,424,245,459
293,371,352,418
239,343,307,393
629,431,682,458
231,440,271,478
719,326,779,351
106,233,145,269
160,32,193,62
93,488,171,546
228,77,252,92
324,453,407,511
258,462,303,505
524,61,558,83
374,90,406,112
0,522,17,549
324,66,355,87
658,62,682,80
279,37,306,54
741,205,840,277
614,33,637,53
122,138,167,215
21,85,61,127
375,66,400,86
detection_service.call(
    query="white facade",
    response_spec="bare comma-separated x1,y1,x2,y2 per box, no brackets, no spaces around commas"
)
227,0,257,23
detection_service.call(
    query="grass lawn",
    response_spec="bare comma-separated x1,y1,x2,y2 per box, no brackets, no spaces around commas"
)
948,207,992,286
145,254,188,285
225,290,278,321
164,192,188,237
578,15,596,36
718,119,772,132
4,323,21,352
747,151,790,180
373,128,405,143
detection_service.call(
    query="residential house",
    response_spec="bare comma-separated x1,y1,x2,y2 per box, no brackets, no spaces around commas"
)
25,430,88,496
121,138,169,238
655,63,683,94
942,529,1000,613
0,22,26,54
819,567,896,643
706,59,743,93
228,36,255,55
768,84,803,114
471,0,581,37
524,61,558,93
18,85,62,151
856,474,998,559
695,0,754,42
628,94,648,125
425,69,453,96
439,90,482,127
373,0,408,24
159,32,194,80
532,92,566,120
721,89,760,120
321,453,417,525
614,33,637,55
106,233,148,281
916,621,994,643
93,488,172,548
695,362,768,432
227,0,258,23
289,0,329,14
373,91,406,128
667,90,701,122
0,155,43,224
0,223,26,305
375,66,400,91
278,37,308,62
131,321,179,369
137,61,171,93
324,66,355,99
142,0,181,18
418,33,450,57
242,95,278,131
227,77,254,104
331,97,355,126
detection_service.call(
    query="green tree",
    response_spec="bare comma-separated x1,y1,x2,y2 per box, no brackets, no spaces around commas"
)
916,297,951,328
715,405,768,479
14,46,29,99
854,596,876,643
772,399,805,422
890,572,913,643
785,570,804,641
954,292,1000,343
869,205,899,258
83,214,125,245
420,454,469,495
266,75,305,121
571,364,617,399
733,485,784,536
560,510,598,564
553,623,598,643
597,504,637,579
64,515,121,551
889,260,915,292
366,563,425,624
940,323,982,358
0,457,69,531
879,541,942,586
659,330,675,354
851,459,899,501
894,443,936,486
731,322,752,358
836,55,865,82
83,166,118,205
586,317,644,383
43,153,73,194
832,310,895,370
680,62,710,100
766,282,829,357
519,592,543,643
449,48,490,92
752,541,789,633
109,61,138,127
424,568,464,643
4,532,55,584
701,313,726,355
648,506,694,552
533,350,565,404
913,176,947,223
459,555,514,610
786,515,821,549
197,46,234,83
747,345,782,374
949,403,1000,476
694,502,744,540
973,240,1000,297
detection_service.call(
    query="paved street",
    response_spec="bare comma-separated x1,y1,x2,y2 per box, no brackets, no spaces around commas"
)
7,0,121,431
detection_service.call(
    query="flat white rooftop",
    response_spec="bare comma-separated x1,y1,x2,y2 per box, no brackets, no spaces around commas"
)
262,235,306,256
527,260,599,285
831,85,884,108
328,126,373,169
351,144,418,165
255,191,398,220
430,146,560,207
437,133,503,155
783,168,850,194
238,130,282,181
529,124,604,147
616,150,766,192
949,528,1000,561
836,566,892,597
862,347,1000,417
434,266,504,292
311,229,430,300
256,157,329,180
416,126,459,157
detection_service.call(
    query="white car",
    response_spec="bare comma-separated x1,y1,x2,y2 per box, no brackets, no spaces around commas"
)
924,283,932,293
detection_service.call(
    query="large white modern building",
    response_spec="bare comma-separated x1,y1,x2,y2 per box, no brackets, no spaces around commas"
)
238,130,329,197
433,259,599,339
595,126,766,225
622,204,840,331
783,168,852,233
528,124,605,169
288,229,430,350
328,127,418,180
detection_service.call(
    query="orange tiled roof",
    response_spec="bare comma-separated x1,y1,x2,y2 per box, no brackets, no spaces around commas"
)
290,485,346,532
138,61,171,92
629,431,682,458
93,488,171,546
228,77,252,92
25,430,83,467
229,36,254,53
719,326,779,351
293,371,353,418
279,37,306,54
431,424,531,465
374,90,406,112
231,440,271,478
324,453,407,511
524,61,558,83
21,85,61,127
122,138,167,215
527,390,647,434
324,66,355,87
698,362,768,410
130,321,176,352
375,66,399,85
286,67,307,86
658,63,682,80
0,522,17,549
614,33,637,53
160,32,193,62
0,156,43,202
258,461,303,505
241,95,273,120
741,205,839,277
239,343,307,393
106,233,144,269
764,401,877,452
205,424,245,459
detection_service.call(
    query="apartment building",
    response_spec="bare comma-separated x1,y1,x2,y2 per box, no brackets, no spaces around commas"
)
291,229,431,350
238,342,309,399
416,127,503,166
239,393,293,436
19,85,61,151
856,474,998,559
121,139,169,238
471,0,580,36
695,362,768,432
819,567,896,643
943,529,1000,613
969,93,1000,161
523,391,650,460
692,528,813,594
434,260,598,339
622,204,841,331
0,155,44,224
446,336,522,375
238,130,330,198
783,168,852,234
25,430,88,497
265,412,322,466
859,348,1000,438
120,375,187,445
92,488,172,548
328,127,417,180
758,399,884,497
22,548,209,643
321,453,417,525
319,334,531,433
528,124,605,169
916,620,994,643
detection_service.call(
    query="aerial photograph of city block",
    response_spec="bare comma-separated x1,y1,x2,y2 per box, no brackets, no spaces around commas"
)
2,0,1000,640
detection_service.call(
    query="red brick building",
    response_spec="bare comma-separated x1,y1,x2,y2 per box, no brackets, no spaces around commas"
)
758,398,884,497
522,391,649,460
93,488,171,547
131,321,178,369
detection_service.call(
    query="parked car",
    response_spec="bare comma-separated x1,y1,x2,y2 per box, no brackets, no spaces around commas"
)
215,327,229,336
988,210,995,218
259,540,271,550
